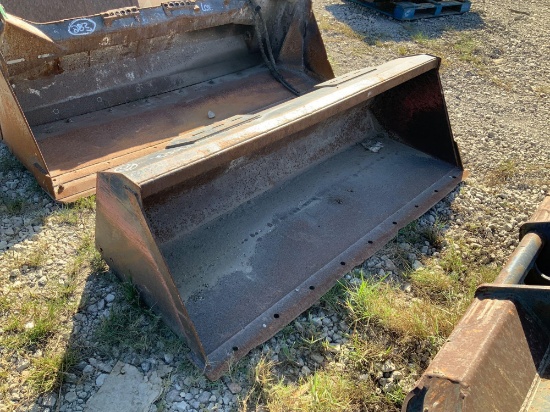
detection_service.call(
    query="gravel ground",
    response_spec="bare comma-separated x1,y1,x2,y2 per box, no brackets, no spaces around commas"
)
1,0,549,411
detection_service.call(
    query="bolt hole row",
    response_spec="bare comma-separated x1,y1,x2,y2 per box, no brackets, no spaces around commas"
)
167,1,193,6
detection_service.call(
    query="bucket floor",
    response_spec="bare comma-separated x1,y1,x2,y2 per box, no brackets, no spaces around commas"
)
161,137,461,354
31,66,317,200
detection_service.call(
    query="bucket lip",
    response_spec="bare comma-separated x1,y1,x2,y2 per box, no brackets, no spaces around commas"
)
104,54,440,194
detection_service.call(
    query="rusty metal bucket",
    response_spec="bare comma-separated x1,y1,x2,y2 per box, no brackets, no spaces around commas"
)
95,52,464,379
0,0,332,201
403,197,550,412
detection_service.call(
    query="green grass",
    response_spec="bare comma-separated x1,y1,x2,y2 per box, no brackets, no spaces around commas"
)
346,278,457,340
345,245,499,342
96,282,184,356
66,231,106,276
3,295,75,351
320,279,348,312
411,31,431,45
0,218,104,402
241,356,391,412
22,244,48,268
452,34,481,64
27,349,79,395
486,159,517,186
49,195,96,226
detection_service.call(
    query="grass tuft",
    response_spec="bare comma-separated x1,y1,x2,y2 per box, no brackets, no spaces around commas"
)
49,195,96,226
346,245,499,342
242,356,382,412
486,159,517,186
27,349,79,395
346,278,457,340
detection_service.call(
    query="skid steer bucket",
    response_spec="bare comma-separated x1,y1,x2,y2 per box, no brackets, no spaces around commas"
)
0,0,333,201
96,52,464,379
403,197,550,412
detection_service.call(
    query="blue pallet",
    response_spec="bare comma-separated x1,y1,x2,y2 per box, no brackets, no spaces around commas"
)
350,0,471,20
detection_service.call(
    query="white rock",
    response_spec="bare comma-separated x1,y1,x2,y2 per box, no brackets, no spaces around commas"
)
174,400,189,411
392,371,404,381
82,365,94,375
381,360,396,373
227,383,241,394
310,353,324,364
198,391,211,404
65,391,77,403
412,260,423,270
96,374,107,387
42,393,57,407
85,362,162,412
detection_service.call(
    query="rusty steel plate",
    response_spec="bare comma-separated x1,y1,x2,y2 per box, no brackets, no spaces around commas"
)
96,55,464,379
404,197,550,412
0,0,332,201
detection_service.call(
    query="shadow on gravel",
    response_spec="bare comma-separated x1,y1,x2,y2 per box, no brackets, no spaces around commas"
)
324,1,485,43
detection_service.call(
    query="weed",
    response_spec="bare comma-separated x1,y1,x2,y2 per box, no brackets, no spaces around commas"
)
320,279,348,312
486,159,517,186
22,244,48,268
66,232,106,277
122,281,144,308
453,34,481,64
74,195,96,211
439,245,467,277
397,45,409,56
96,298,183,356
96,307,160,353
346,334,392,370
244,361,384,412
27,349,79,395
346,278,457,340
409,268,455,303
411,31,430,45
385,386,406,406
49,195,96,226
51,206,79,225
419,217,446,248
240,356,277,409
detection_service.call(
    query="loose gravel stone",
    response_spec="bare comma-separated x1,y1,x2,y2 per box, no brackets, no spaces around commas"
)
227,383,242,395
64,392,77,403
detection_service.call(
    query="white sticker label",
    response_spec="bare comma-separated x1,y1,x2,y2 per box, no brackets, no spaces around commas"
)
68,19,96,36
114,163,138,173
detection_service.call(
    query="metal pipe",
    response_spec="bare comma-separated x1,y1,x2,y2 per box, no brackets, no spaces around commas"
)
495,232,544,285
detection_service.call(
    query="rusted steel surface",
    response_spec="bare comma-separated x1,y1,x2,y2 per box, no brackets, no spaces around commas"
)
0,0,332,202
96,55,464,379
403,196,550,412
